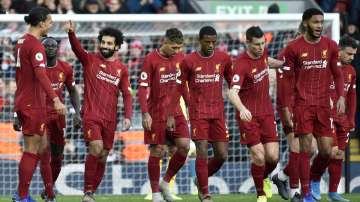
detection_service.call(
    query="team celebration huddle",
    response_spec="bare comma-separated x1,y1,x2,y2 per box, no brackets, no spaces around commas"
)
11,5,357,202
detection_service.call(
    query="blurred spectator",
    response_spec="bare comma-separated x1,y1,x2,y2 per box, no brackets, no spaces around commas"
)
316,0,336,12
57,0,75,14
348,24,360,41
105,0,128,14
11,0,39,13
80,0,105,14
267,3,280,13
41,0,57,13
349,0,360,28
161,0,178,13
127,0,162,13
0,0,15,13
127,39,144,89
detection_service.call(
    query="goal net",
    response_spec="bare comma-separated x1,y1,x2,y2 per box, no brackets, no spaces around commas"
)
0,13,340,196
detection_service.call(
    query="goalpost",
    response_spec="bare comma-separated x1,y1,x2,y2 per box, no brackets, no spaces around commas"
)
0,13,340,196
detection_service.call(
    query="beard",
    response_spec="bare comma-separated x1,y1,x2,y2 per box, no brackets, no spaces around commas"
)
308,26,322,39
100,48,116,58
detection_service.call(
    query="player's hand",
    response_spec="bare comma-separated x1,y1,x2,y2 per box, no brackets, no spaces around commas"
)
239,106,252,122
142,112,152,131
73,113,81,129
63,20,75,33
166,115,175,132
123,118,131,131
336,96,346,115
13,113,22,131
53,97,67,115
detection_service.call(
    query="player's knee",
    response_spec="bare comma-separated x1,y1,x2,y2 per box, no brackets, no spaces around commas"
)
150,144,166,156
267,154,279,164
89,142,104,156
252,152,265,166
318,148,331,159
177,144,190,156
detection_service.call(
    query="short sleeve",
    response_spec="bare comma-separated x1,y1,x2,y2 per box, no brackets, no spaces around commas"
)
138,55,152,87
231,58,249,90
30,44,46,69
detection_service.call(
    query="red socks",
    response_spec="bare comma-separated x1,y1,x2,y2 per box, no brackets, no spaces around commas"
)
163,152,187,182
84,154,98,193
288,152,300,188
196,157,209,196
148,156,161,193
18,152,39,199
40,149,55,198
93,161,106,191
251,163,265,196
264,162,277,178
299,152,310,195
50,154,63,183
310,154,330,181
328,159,342,192
208,158,225,177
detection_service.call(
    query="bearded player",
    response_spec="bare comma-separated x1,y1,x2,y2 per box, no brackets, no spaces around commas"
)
64,21,132,202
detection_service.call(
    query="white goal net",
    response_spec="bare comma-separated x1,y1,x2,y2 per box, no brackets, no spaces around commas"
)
0,13,339,196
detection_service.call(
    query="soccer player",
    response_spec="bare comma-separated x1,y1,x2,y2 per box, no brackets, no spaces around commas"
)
228,26,284,202
281,8,345,202
138,28,190,202
39,37,81,201
12,7,67,202
178,26,233,202
271,24,306,202
309,36,357,202
64,21,132,202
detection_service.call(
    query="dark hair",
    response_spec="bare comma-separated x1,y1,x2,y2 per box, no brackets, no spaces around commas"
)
41,36,57,43
339,35,358,49
199,26,217,39
246,26,264,42
97,27,124,46
165,28,183,44
24,7,51,26
302,8,323,21
267,3,280,13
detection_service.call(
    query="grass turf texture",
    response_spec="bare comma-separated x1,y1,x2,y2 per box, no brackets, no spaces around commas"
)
1,194,360,202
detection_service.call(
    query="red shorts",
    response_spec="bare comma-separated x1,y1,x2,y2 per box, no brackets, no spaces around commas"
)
190,118,229,142
238,114,278,147
83,119,117,150
276,107,294,135
293,106,332,137
47,116,66,146
144,115,189,145
332,120,350,151
17,109,47,136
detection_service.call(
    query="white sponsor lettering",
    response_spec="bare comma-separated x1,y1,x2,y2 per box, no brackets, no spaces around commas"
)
160,73,176,83
195,73,220,83
96,70,120,86
302,60,327,70
253,68,268,83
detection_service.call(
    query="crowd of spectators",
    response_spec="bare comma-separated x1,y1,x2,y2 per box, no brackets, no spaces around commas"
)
0,0,194,14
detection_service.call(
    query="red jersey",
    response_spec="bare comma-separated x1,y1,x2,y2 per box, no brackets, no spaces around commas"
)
231,50,274,116
330,64,356,128
46,60,74,119
283,36,344,107
138,50,184,121
68,32,132,121
14,34,57,111
276,48,294,109
179,49,233,119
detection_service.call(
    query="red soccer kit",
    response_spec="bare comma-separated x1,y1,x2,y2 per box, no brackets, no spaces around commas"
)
330,64,356,150
14,34,57,136
179,49,232,142
283,36,344,136
68,31,132,150
276,48,295,135
231,50,278,146
138,50,189,144
46,60,74,146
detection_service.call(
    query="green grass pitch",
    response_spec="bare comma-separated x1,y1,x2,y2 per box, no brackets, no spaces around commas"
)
1,194,360,202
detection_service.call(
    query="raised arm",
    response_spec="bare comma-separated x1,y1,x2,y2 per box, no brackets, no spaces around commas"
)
64,21,89,66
